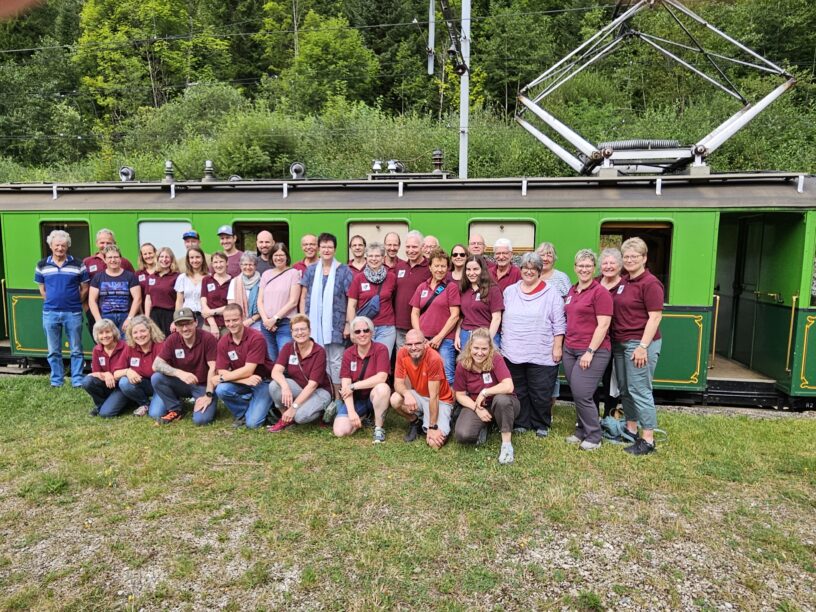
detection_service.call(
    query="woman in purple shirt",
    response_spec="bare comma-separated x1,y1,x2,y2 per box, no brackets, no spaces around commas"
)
500,252,565,437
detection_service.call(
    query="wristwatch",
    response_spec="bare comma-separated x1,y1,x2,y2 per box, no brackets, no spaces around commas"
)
292,402,300,410
205,390,214,398
638,343,648,350
586,348,595,355
428,424,439,430
219,374,225,384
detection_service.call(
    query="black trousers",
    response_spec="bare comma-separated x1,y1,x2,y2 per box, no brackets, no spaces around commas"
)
506,360,558,430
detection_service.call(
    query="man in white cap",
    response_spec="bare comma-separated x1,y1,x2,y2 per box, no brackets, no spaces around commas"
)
217,225,243,277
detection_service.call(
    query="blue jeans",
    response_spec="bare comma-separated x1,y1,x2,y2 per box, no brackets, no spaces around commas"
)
118,377,163,413
459,329,501,351
437,338,456,385
374,325,396,358
260,318,292,362
101,311,129,337
42,310,85,387
150,372,216,425
613,339,662,431
216,381,272,428
82,375,130,417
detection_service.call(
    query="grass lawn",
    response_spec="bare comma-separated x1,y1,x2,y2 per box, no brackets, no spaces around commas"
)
0,376,814,611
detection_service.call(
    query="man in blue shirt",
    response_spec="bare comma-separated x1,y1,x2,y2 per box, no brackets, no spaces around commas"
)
35,230,89,387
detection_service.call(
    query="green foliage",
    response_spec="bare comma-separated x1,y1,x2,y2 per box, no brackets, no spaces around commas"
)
212,108,297,177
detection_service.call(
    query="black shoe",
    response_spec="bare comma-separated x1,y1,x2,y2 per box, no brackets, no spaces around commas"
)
404,419,420,442
362,415,374,428
621,427,640,443
476,426,488,446
232,416,246,428
624,438,656,456
89,407,99,417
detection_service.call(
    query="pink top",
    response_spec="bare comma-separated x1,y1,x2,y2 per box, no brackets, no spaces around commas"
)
564,280,613,351
259,267,300,319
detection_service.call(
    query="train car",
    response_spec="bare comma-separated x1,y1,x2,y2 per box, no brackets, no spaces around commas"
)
1,171,814,407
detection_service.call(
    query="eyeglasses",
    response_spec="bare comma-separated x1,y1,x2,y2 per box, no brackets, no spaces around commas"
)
292,327,310,334
622,254,643,261
353,328,372,335
452,252,467,257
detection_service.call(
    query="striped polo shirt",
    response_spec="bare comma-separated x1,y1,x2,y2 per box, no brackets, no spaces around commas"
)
34,255,89,312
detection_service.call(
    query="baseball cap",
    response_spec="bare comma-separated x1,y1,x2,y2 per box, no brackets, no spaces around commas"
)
216,225,234,236
182,230,200,240
173,307,196,324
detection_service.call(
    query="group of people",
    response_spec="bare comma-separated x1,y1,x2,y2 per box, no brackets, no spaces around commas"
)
36,224,664,462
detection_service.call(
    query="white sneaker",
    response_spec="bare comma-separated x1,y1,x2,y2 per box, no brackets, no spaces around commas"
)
498,443,514,465
373,427,386,444
579,440,601,451
564,435,582,444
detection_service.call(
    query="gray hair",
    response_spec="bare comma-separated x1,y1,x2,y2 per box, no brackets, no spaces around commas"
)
96,228,115,241
494,238,512,250
405,230,424,244
574,249,597,265
102,244,121,257
239,251,258,266
519,252,544,273
599,247,623,268
46,229,71,247
536,241,558,261
350,315,375,333
92,318,120,344
365,241,385,257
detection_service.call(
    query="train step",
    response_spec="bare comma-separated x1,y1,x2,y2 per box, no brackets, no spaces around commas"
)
704,357,781,409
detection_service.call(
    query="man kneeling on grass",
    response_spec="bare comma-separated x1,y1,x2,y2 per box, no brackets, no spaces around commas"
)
150,307,217,425
390,329,454,449
214,304,275,429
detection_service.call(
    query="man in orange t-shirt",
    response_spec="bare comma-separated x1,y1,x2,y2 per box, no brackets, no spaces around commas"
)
390,329,454,449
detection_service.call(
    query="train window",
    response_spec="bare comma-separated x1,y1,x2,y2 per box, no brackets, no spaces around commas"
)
138,221,192,261
468,221,535,255
348,222,410,259
600,222,672,297
40,222,90,260
233,222,290,253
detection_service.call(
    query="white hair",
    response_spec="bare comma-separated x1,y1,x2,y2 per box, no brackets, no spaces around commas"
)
405,230,424,243
494,238,512,250
46,229,71,247
96,228,115,241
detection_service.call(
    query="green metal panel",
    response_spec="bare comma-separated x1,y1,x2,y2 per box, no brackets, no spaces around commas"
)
652,306,711,391
6,288,93,357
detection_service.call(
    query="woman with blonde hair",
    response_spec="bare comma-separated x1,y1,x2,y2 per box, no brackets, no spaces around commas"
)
117,314,166,417
453,328,519,464
145,246,178,336
81,318,128,417
136,242,158,299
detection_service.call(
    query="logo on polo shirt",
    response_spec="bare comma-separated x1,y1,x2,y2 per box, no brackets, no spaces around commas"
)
139,274,146,282
288,355,299,365
89,265,98,272
130,357,140,367
565,296,572,305
361,282,370,291
98,356,106,366
350,361,357,372
397,270,406,278
228,350,239,361
617,286,624,294
148,277,156,286
475,291,481,301
175,348,185,359
207,283,216,291
421,290,429,298
482,373,492,384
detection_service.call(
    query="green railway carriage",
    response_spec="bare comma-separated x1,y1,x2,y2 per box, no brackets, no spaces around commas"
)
1,172,815,407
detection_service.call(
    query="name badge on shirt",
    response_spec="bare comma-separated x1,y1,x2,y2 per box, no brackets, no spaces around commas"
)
130,357,140,367
350,361,357,372
228,350,239,361
175,348,185,359
289,355,299,366
139,274,146,282
421,289,429,298
207,283,216,292
565,295,572,305
617,285,625,295
397,270,406,278
89,265,98,272
98,356,106,366
482,373,493,384
148,278,156,286
475,292,481,302
361,282,370,291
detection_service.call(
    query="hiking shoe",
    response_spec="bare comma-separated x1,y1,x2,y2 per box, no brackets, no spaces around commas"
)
89,407,99,417
498,443,514,465
232,416,246,428
535,427,550,438
579,440,602,451
621,426,640,443
323,400,339,424
133,405,149,417
404,419,420,442
160,410,182,424
476,426,488,446
373,426,386,444
624,438,656,456
565,435,582,445
267,419,293,433
512,426,528,434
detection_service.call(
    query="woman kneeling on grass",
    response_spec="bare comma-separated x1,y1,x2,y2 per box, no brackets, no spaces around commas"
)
82,318,128,417
453,328,520,464
333,316,391,440
118,315,165,417
267,314,333,432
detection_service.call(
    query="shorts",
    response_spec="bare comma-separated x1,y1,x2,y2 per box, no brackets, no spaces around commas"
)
337,396,373,418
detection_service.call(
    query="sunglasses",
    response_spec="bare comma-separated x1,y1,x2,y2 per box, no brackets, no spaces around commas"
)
353,328,372,335
452,252,467,257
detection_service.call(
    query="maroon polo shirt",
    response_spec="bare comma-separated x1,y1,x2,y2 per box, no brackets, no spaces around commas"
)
136,269,153,297
393,258,430,330
459,285,504,330
348,262,366,278
147,272,179,310
84,254,135,279
159,330,217,384
453,353,515,402
293,259,316,276
611,269,664,343
564,280,614,351
275,341,332,395
125,341,163,378
216,327,273,379
91,340,127,374
348,271,397,326
384,257,404,270
493,264,522,293
201,274,231,327
340,342,390,399
409,280,461,340
226,251,244,278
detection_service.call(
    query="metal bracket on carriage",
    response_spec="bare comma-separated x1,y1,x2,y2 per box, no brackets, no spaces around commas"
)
514,0,796,176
